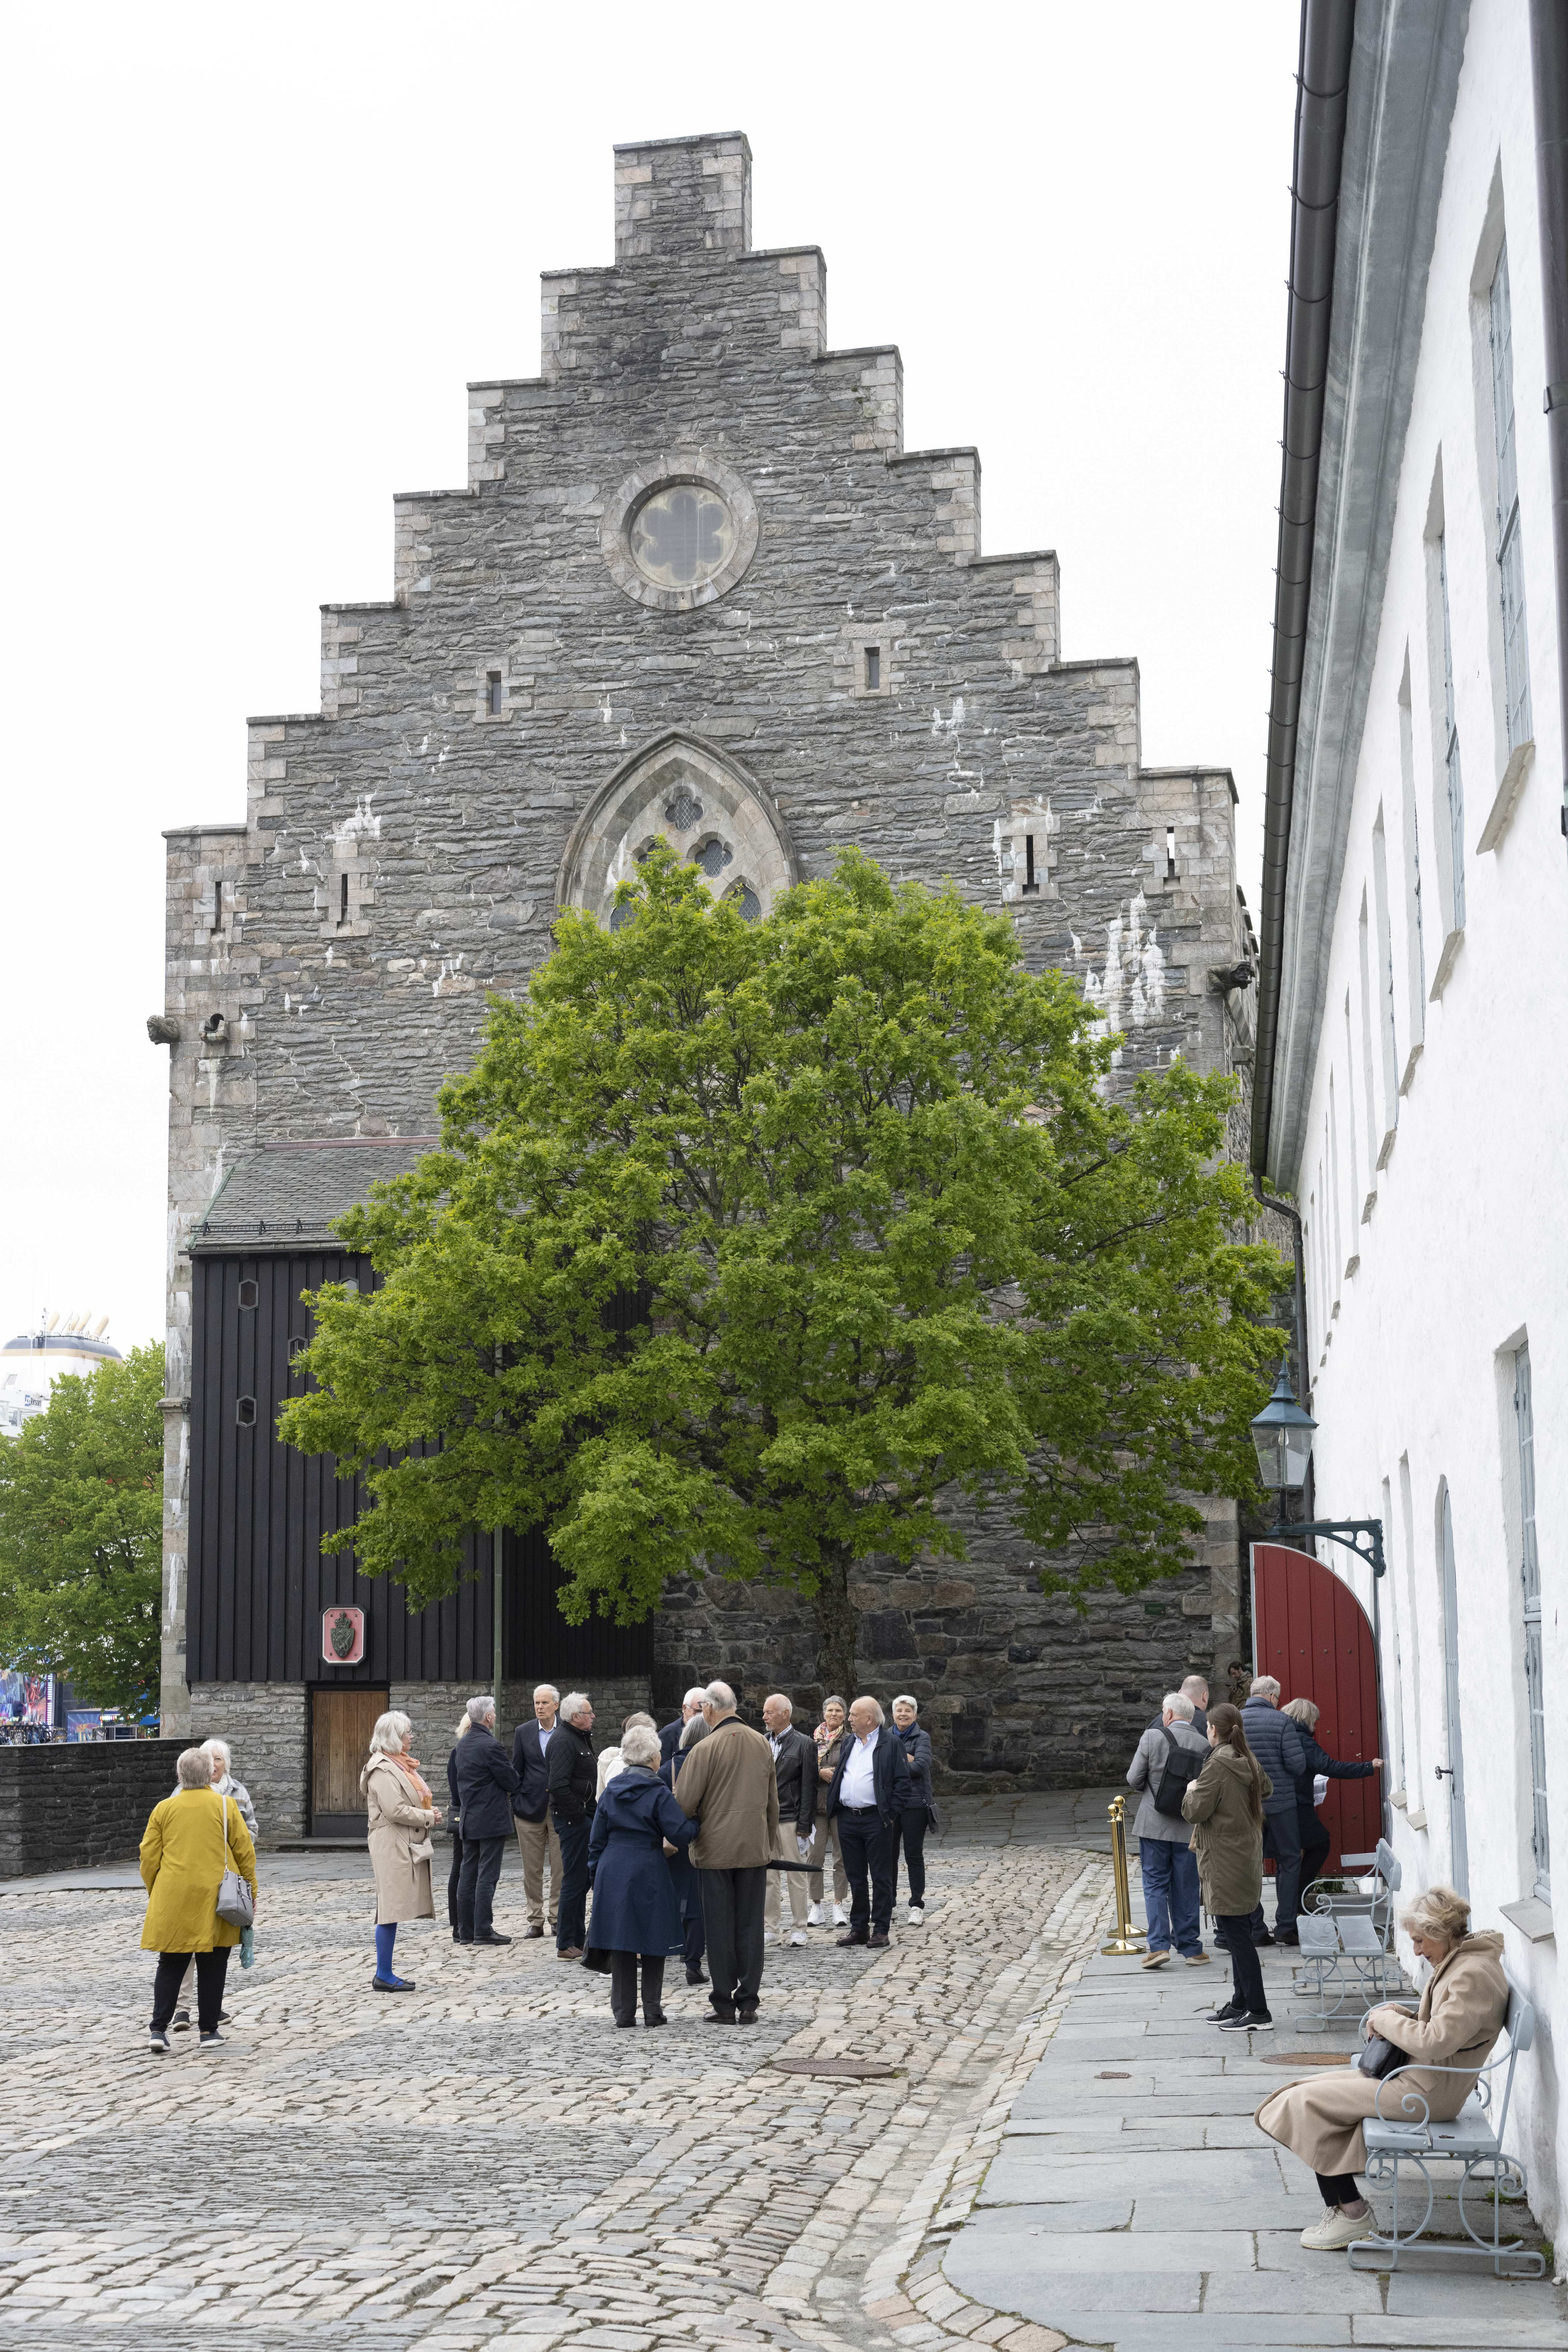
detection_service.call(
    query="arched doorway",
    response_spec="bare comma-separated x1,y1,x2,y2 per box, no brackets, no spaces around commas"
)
1251,1541,1384,1870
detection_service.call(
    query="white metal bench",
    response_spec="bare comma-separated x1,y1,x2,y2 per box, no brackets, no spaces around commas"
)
1350,1970,1546,2275
1294,1840,1402,2014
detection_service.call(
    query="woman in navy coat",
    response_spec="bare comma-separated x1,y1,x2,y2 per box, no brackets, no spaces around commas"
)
585,1723,698,2025
660,1712,709,1984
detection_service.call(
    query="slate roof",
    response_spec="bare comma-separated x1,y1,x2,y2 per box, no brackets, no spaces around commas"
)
189,1140,438,1251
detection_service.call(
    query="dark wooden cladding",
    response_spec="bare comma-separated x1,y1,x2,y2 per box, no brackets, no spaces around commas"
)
188,1254,653,1688
187,1252,492,1686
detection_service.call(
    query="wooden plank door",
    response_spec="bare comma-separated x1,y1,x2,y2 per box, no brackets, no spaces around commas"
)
1250,1544,1382,1870
311,1685,388,1836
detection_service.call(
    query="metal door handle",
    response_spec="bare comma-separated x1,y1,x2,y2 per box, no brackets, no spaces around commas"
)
1434,1765,1454,1780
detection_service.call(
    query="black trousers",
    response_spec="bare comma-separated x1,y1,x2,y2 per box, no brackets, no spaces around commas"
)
608,1952,667,2023
891,1805,927,1907
152,1947,230,2035
683,1912,706,1970
1214,1912,1268,2014
447,1827,464,1927
1317,2170,1362,2206
1248,1810,1303,1936
555,1817,591,1950
456,1833,505,1939
837,1807,896,1934
1298,1811,1332,1903
699,1865,767,2011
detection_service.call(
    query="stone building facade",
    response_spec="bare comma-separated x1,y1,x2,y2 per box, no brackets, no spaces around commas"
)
155,131,1258,1830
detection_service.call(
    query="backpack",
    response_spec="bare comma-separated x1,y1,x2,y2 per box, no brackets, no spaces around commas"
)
1152,1729,1206,1818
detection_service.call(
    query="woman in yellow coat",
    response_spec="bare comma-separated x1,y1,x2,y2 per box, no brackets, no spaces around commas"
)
141,1746,257,2053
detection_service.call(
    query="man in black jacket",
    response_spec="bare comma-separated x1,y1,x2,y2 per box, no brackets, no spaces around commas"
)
546,1692,597,1958
826,1696,913,1946
511,1683,562,1940
659,1689,709,1764
1241,1677,1310,1945
453,1695,522,1946
761,1694,817,1947
1147,1674,1210,1740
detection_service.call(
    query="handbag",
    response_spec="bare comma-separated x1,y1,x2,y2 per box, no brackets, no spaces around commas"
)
1355,2032,1405,2079
409,1834,436,1864
214,1793,255,1928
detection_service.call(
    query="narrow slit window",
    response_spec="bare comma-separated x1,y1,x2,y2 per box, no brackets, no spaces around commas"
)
1022,834,1039,894
210,885,224,935
864,646,880,692
237,1280,259,1311
339,872,351,927
486,670,504,717
1165,826,1178,880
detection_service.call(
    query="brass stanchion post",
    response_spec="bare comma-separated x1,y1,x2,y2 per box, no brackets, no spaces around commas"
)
1100,1792,1147,1956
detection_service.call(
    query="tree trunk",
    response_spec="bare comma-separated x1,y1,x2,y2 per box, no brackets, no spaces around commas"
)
812,1545,859,1701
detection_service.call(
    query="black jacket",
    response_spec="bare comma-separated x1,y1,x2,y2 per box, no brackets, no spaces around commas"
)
1241,1699,1308,1819
768,1724,818,1836
827,1726,913,1826
452,1724,522,1842
895,1721,935,1809
1292,1730,1377,1816
510,1720,558,1822
546,1719,598,1826
658,1718,684,1764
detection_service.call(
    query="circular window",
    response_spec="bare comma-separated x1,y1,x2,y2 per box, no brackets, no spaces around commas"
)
601,451,760,614
632,486,736,593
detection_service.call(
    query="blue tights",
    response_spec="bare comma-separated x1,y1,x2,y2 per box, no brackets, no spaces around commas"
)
375,1923,401,1982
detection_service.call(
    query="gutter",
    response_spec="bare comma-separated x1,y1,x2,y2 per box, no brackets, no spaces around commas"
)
1529,0,1568,849
1250,0,1358,1180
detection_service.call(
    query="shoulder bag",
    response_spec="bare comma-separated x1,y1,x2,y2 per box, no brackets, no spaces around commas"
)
214,1792,255,1928
1152,1731,1207,1818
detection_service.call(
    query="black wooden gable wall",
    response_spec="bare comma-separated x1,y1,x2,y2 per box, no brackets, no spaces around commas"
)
187,1253,650,1687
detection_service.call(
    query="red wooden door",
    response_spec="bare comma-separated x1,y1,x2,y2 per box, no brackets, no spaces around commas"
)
1251,1543,1382,1871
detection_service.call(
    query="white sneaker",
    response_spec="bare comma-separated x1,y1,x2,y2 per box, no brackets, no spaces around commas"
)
806,1902,826,1927
788,1930,808,1946
1300,2206,1367,2251
832,1904,849,1927
907,1905,924,1925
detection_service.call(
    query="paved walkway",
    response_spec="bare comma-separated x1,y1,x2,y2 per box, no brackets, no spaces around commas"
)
0,1792,1114,2349
939,1886,1565,2350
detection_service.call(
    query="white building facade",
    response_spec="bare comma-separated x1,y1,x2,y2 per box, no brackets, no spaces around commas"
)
1256,0,1568,2226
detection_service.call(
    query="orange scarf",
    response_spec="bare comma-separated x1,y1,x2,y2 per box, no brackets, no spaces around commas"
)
383,1750,434,1807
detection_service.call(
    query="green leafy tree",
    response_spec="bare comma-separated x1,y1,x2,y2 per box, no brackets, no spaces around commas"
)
0,1343,165,1710
281,849,1286,1697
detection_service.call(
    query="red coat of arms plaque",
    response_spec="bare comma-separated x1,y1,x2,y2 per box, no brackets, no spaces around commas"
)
321,1605,365,1666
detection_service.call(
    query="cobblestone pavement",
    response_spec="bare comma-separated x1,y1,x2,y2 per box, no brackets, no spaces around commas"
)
0,1796,1112,2352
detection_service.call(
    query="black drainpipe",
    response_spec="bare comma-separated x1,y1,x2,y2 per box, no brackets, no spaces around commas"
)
1529,0,1568,852
1250,0,1357,1181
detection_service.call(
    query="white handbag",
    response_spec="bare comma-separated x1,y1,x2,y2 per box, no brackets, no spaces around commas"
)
214,1792,255,1928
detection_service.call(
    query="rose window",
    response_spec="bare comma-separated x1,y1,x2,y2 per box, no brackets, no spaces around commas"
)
631,485,737,592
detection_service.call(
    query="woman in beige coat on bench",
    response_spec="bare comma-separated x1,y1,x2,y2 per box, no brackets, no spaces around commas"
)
1256,1883,1509,2251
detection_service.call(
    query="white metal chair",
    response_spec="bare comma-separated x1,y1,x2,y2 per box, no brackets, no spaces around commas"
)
1349,1970,1546,2275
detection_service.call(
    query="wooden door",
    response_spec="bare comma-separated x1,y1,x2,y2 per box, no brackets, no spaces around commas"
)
1250,1544,1383,1871
311,1685,387,1836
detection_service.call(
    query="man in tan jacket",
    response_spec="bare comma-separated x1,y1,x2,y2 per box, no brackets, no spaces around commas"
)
673,1680,779,2024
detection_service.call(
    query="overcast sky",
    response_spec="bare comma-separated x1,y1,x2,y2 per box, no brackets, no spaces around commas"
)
0,1,1298,1359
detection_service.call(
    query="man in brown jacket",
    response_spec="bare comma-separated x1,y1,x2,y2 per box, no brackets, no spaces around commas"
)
673,1680,779,2024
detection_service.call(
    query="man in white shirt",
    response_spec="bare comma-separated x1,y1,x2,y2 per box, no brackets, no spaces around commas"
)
510,1683,563,1938
826,1697,912,1947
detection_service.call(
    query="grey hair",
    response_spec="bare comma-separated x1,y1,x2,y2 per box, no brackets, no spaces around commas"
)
620,1723,661,1769
200,1736,232,1770
1181,1674,1209,1702
1163,1693,1195,1721
822,1694,847,1715
533,1683,559,1704
679,1712,710,1751
622,1710,655,1734
466,1695,497,1725
850,1695,886,1726
765,1693,793,1719
1281,1696,1320,1729
683,1686,708,1710
892,1695,918,1713
1250,1675,1281,1703
704,1680,738,1713
1401,1884,1471,1946
176,1746,214,1788
560,1692,592,1725
370,1709,413,1754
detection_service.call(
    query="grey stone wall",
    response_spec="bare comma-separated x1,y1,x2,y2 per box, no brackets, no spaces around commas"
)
157,130,1261,1783
0,1741,186,1878
188,1682,308,1845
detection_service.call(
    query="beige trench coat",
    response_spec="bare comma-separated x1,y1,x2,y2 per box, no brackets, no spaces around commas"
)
360,1754,436,1925
1256,1929,1509,2174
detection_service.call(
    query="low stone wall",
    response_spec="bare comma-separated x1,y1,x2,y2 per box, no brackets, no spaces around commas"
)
188,1683,308,1844
0,1739,186,1877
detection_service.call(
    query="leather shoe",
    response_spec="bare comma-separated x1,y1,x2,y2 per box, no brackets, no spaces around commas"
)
525,1926,545,1939
836,1931,869,1947
643,2010,668,2027
868,1932,890,1947
557,1946,584,1960
703,2009,737,2025
737,2005,759,2025
1252,1930,1276,1947
685,1965,708,1986
613,2015,636,2028
475,1930,512,1947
